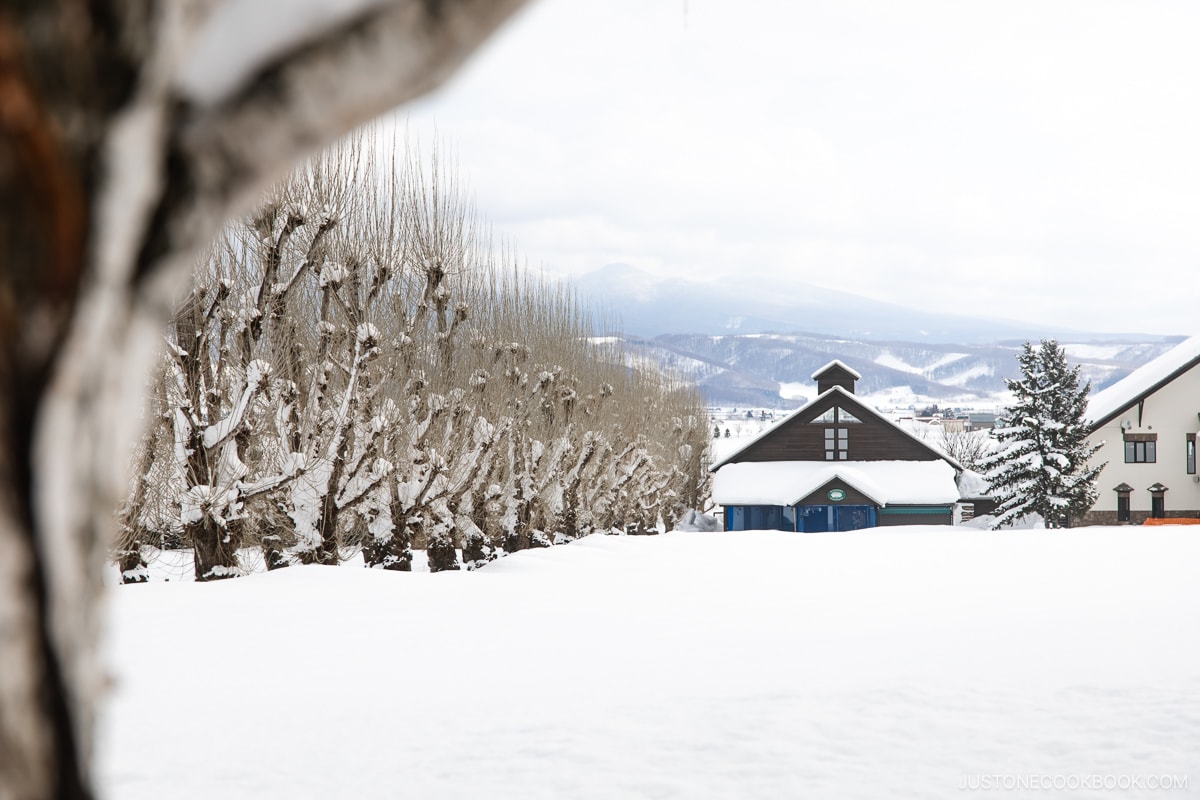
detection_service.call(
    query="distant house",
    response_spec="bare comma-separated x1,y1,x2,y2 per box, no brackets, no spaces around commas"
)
965,413,996,432
1082,337,1200,525
712,361,963,531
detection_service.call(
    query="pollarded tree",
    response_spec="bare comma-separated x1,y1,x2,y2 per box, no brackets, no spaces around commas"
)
982,339,1104,529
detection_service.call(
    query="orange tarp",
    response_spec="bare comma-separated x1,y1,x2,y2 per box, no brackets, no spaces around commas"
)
1142,518,1200,526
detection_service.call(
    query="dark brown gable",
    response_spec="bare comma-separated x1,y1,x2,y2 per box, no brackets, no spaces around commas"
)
796,478,880,507
728,389,944,464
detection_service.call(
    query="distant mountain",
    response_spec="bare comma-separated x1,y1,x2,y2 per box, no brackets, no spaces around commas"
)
573,263,1175,346
570,263,1181,409
621,332,1182,410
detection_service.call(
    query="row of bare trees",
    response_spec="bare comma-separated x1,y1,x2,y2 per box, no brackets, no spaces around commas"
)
114,133,710,580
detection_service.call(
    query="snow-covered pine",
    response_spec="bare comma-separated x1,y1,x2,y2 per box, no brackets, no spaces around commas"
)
982,339,1104,529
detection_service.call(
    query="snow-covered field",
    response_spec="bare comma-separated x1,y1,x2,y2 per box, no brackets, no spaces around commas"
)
98,528,1200,799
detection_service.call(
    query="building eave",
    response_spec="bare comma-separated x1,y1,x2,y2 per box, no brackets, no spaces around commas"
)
1086,354,1200,432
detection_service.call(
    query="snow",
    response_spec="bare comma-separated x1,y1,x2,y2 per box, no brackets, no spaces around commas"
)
1086,335,1200,425
810,358,861,380
318,261,348,288
857,383,1009,412
286,455,334,554
937,362,994,387
176,0,394,106
712,460,961,506
956,468,990,498
777,380,812,400
873,350,969,375
98,528,1200,799
355,322,379,345
864,355,991,390
201,360,270,449
673,509,720,532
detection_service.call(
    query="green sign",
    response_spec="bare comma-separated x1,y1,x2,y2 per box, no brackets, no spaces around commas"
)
827,488,846,502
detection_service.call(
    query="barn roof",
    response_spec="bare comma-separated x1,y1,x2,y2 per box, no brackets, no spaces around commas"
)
711,460,961,507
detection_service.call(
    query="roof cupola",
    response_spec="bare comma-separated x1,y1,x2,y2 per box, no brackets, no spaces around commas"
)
811,360,861,395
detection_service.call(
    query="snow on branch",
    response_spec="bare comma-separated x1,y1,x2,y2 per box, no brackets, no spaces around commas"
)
202,360,272,450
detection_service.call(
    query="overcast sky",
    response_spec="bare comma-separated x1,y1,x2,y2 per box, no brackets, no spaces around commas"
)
401,0,1200,336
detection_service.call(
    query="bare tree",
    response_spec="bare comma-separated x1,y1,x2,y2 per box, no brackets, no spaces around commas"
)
115,125,712,591
940,428,991,472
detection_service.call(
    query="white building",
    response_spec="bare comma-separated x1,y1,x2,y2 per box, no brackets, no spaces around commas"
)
1083,337,1200,525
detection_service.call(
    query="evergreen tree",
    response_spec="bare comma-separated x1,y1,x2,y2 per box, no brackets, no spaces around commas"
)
982,339,1104,529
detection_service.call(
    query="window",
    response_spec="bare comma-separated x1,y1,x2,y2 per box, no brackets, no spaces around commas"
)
810,406,862,426
1125,440,1155,462
1188,438,1196,475
1124,433,1157,463
813,406,858,460
825,427,849,460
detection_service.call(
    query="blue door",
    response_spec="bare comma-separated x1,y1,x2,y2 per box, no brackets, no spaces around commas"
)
796,505,876,532
836,506,873,531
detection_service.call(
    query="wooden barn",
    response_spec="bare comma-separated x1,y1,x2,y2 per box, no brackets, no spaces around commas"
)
712,361,963,532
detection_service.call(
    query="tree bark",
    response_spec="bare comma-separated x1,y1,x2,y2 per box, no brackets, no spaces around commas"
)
187,515,242,582
0,1,527,796
362,525,414,571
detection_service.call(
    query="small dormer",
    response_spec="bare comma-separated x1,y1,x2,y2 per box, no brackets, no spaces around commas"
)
812,360,861,395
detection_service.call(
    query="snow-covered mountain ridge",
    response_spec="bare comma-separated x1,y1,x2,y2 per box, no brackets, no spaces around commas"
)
570,264,1182,409
622,333,1181,410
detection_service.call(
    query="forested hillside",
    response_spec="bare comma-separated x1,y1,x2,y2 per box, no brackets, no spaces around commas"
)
623,333,1180,409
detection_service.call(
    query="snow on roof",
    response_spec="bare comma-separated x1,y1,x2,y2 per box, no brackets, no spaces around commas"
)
955,469,990,498
811,359,862,381
1086,336,1200,426
712,460,961,507
712,385,963,471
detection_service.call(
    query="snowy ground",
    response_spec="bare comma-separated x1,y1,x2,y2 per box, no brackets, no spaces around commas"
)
98,527,1200,799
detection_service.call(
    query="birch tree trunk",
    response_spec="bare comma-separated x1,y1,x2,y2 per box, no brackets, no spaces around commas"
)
0,2,526,797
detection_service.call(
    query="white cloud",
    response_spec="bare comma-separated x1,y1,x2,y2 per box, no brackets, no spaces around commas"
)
401,0,1200,336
